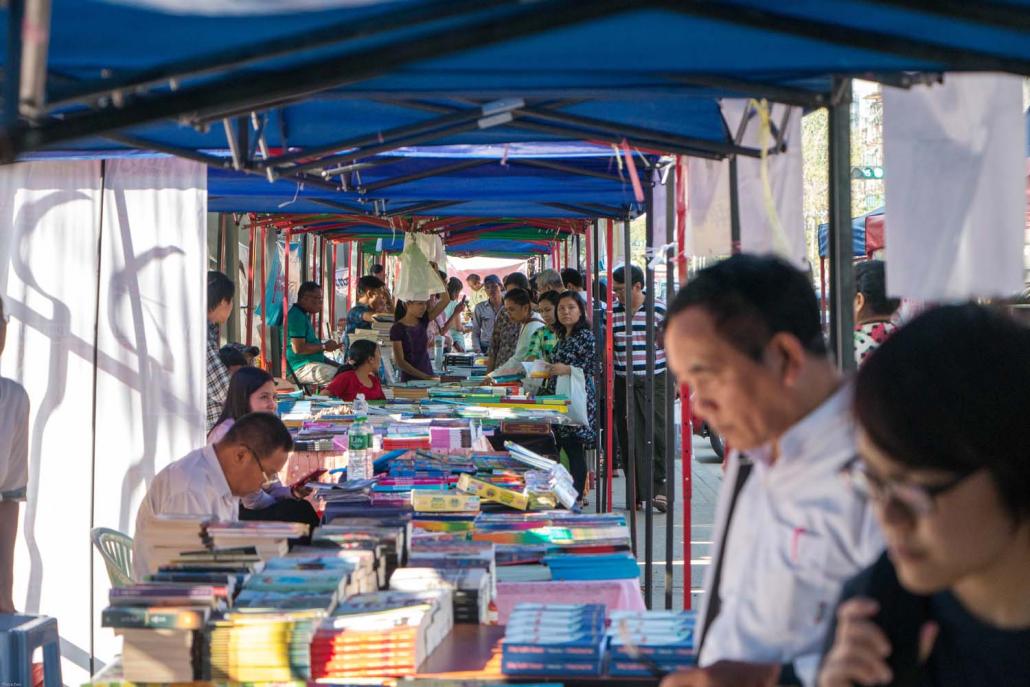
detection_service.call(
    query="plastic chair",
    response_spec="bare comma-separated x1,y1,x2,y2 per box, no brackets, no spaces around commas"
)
90,527,135,588
0,614,62,687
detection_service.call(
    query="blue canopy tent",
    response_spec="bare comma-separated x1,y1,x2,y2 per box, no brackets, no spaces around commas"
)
817,207,886,258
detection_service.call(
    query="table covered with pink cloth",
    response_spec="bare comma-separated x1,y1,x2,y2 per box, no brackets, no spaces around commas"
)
494,579,646,623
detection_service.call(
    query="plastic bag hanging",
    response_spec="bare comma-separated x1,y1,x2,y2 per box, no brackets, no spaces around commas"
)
395,234,446,302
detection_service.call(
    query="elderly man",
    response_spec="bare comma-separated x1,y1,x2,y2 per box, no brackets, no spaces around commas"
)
534,268,565,296
471,275,503,355
660,254,881,687
487,272,529,372
133,413,294,578
287,281,342,385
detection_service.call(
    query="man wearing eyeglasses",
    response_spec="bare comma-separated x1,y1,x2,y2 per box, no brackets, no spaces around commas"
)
660,255,882,687
288,281,342,386
132,413,294,578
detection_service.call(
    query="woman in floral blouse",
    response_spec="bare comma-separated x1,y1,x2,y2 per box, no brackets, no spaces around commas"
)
543,291,598,504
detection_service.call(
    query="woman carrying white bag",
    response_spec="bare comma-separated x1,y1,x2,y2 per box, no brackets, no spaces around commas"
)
541,291,598,506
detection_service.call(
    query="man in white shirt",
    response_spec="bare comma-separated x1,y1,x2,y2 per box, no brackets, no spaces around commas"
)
661,255,882,687
133,413,293,578
0,295,30,613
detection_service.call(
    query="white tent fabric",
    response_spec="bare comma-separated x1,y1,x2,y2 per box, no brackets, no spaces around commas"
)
721,100,805,266
883,73,1027,300
0,158,207,681
685,156,733,257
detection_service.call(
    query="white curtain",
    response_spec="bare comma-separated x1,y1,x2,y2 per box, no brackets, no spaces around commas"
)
883,74,1026,300
0,158,207,682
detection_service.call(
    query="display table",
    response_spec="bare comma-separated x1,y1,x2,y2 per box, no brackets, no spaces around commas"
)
494,579,646,623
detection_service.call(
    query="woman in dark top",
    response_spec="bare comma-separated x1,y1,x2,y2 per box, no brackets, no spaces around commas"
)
390,293,451,381
542,291,598,504
819,304,1030,687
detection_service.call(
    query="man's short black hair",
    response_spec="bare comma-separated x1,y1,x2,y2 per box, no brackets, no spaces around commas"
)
207,271,235,312
668,254,827,358
370,263,385,276
218,345,248,369
356,275,385,296
222,412,293,458
297,281,322,300
503,272,530,291
854,260,900,317
466,273,482,283
855,304,1030,523
612,264,644,287
561,268,584,289
503,287,533,307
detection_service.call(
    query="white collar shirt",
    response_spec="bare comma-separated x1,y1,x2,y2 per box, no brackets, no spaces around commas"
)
132,444,239,578
697,383,883,686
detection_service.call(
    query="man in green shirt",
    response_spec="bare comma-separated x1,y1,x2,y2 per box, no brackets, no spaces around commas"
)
288,281,341,386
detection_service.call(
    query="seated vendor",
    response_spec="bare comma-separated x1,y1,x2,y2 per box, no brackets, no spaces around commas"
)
133,412,293,578
327,339,386,402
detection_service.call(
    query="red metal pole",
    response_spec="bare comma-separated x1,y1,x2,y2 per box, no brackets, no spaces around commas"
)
260,226,268,369
282,229,291,377
604,219,615,513
347,242,356,310
820,256,827,326
246,224,255,346
329,241,337,337
584,227,593,315
676,157,693,610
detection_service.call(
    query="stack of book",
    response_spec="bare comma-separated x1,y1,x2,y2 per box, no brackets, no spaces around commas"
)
383,423,433,450
205,553,360,682
305,533,387,590
501,603,607,677
389,567,491,624
543,552,640,581
204,521,310,558
102,584,225,682
607,610,697,676
138,515,209,574
409,540,496,596
312,523,408,584
310,590,453,678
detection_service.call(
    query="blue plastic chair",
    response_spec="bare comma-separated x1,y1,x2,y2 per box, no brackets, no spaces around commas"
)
0,614,62,687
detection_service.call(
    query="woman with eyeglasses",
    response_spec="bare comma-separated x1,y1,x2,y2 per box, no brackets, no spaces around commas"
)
819,304,1030,687
209,367,319,533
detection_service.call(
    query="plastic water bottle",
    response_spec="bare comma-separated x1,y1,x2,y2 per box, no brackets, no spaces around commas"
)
348,394,374,480
433,335,445,370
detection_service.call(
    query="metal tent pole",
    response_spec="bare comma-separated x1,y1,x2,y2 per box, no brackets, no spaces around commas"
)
675,157,693,610
259,226,268,368
282,229,291,379
247,223,255,346
623,217,638,556
601,219,609,510
663,168,677,610
828,78,857,372
643,184,657,609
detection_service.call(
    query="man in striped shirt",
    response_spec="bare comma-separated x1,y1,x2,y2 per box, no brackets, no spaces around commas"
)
612,264,668,512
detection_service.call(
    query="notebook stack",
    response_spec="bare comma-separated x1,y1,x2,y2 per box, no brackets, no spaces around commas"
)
204,521,310,558
307,532,388,590
607,610,698,676
389,567,491,624
408,540,496,612
543,552,640,581
501,603,607,677
137,515,209,575
383,423,433,450
310,590,453,678
313,522,408,584
102,584,226,682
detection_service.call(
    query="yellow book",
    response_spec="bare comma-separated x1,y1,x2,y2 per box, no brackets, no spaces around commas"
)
410,491,480,513
456,474,528,510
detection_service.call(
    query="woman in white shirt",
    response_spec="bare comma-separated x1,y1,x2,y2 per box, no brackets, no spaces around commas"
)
209,366,318,533
0,295,30,612
489,288,545,378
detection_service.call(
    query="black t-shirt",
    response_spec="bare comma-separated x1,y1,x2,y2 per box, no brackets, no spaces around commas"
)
923,589,1030,687
825,553,1030,687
